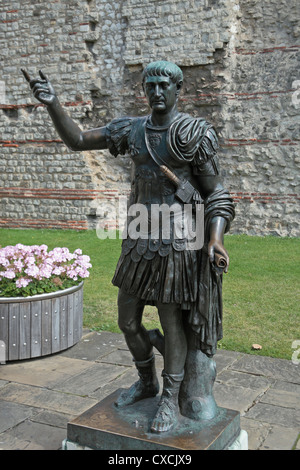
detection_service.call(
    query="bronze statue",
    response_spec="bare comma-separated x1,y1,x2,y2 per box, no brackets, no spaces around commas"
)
22,62,235,433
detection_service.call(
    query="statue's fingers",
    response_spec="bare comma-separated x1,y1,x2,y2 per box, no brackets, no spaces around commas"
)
30,79,47,90
224,255,230,273
33,87,50,99
39,70,48,82
224,263,229,273
21,68,31,82
220,248,229,273
31,82,48,93
208,245,214,263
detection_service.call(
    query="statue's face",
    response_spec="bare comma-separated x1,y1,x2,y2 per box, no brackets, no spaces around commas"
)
144,75,179,113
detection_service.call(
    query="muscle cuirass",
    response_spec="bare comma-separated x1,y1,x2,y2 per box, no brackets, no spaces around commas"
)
122,116,203,261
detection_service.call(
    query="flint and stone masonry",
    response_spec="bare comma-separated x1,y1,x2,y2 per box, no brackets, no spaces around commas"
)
0,0,299,236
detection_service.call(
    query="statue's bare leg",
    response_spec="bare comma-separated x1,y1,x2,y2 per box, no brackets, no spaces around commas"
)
115,289,159,408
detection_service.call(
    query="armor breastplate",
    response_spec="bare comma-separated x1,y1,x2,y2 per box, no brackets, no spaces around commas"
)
122,119,201,260
131,118,194,206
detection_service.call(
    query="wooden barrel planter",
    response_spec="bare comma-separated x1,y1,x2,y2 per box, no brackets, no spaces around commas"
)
0,281,83,362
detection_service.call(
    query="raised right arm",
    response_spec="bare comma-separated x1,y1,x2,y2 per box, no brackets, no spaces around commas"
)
22,69,107,151
46,99,107,151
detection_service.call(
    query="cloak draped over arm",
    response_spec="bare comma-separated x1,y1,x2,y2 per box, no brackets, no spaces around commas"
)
187,188,235,357
167,115,236,357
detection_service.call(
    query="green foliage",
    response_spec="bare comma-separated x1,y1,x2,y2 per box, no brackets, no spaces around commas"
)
0,275,82,298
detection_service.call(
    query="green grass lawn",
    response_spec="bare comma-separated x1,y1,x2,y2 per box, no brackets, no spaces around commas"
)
0,228,299,360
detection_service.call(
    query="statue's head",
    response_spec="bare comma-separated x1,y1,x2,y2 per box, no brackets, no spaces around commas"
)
142,61,183,113
142,61,183,88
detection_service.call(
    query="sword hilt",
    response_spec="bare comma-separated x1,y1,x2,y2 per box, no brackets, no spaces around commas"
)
160,165,180,187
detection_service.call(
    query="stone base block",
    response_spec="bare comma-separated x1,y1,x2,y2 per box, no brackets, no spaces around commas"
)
65,389,247,451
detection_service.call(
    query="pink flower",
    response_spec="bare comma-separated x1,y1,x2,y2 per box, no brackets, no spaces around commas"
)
16,278,31,288
3,270,16,279
15,243,25,250
67,268,78,280
14,259,24,272
48,247,65,263
52,266,64,276
25,264,39,278
25,256,35,266
38,264,52,279
0,256,9,268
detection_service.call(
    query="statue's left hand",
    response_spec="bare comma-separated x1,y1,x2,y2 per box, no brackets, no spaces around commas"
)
208,239,229,273
21,69,57,106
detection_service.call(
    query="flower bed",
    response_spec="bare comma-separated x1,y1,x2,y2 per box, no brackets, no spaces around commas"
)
0,244,91,361
0,244,91,298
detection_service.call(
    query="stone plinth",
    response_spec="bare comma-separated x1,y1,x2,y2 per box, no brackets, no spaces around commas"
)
66,389,242,451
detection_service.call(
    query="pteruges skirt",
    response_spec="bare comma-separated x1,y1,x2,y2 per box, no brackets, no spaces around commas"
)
112,240,199,308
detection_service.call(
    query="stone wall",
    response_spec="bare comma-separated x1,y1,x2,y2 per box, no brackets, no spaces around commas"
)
0,0,299,236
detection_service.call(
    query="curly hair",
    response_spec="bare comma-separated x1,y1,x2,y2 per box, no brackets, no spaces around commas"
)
142,61,183,86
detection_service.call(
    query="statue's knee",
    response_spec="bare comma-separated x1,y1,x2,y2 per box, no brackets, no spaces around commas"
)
117,289,144,336
118,316,139,336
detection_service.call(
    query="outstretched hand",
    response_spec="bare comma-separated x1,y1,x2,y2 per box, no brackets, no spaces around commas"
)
21,69,57,106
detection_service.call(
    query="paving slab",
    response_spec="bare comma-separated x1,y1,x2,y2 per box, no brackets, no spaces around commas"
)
231,354,300,383
245,402,300,429
0,355,94,387
214,350,244,373
213,382,260,414
240,417,270,450
271,380,300,393
216,369,274,391
31,409,72,429
97,348,135,367
257,424,300,451
0,400,38,433
0,379,8,388
0,419,66,450
260,387,300,409
61,330,127,361
90,367,141,403
52,362,131,396
0,382,97,416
